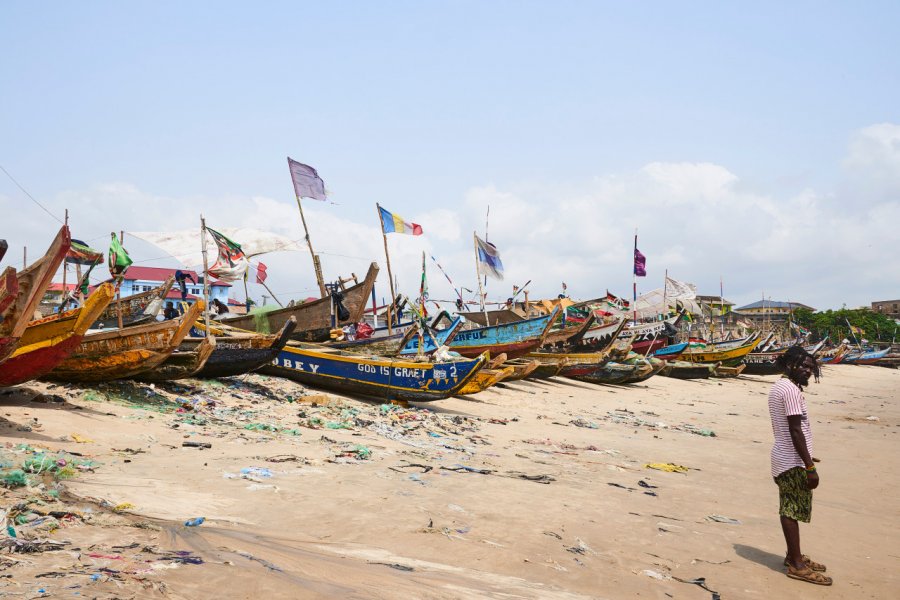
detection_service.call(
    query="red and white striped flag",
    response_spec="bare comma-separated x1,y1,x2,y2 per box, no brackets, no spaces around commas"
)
256,262,268,284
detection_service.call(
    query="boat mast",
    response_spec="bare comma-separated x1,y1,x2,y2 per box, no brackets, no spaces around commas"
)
376,203,397,335
116,230,124,329
473,231,490,326
200,215,211,335
60,209,68,309
632,229,638,325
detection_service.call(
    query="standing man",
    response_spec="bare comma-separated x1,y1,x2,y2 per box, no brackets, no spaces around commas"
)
769,346,832,586
174,270,196,301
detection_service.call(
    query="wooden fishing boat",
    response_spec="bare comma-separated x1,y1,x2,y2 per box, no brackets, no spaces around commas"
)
0,239,6,263
92,276,174,329
741,351,781,375
541,313,596,348
447,307,559,360
502,359,539,381
619,356,666,383
261,342,487,402
680,334,760,366
179,317,298,378
135,335,216,382
571,316,628,351
507,357,563,379
530,350,609,377
564,361,654,385
743,338,828,374
330,314,465,358
219,262,379,342
457,366,514,395
819,344,848,365
843,348,890,365
659,361,714,379
712,363,746,378
651,341,689,361
0,284,115,387
0,226,71,364
43,301,203,382
576,311,683,355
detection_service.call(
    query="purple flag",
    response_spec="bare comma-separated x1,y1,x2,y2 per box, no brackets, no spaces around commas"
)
633,247,646,277
287,157,327,201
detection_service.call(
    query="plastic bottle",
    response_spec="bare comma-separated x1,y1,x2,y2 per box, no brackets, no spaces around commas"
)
184,517,205,527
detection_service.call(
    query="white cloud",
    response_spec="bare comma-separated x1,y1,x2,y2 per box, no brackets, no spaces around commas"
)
3,123,898,311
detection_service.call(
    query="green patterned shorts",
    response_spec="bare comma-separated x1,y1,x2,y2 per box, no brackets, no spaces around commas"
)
775,467,812,523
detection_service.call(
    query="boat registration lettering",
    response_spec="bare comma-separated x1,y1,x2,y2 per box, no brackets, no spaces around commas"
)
454,330,483,342
433,368,447,380
393,367,423,379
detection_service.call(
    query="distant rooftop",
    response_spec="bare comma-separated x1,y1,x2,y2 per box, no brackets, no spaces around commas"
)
735,300,814,311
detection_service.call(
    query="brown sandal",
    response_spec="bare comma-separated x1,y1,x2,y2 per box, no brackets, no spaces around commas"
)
787,565,833,586
783,554,826,572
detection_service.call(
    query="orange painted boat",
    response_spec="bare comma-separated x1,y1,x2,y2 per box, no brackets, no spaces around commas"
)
0,284,115,387
43,300,203,382
0,227,71,364
135,334,216,382
457,366,514,395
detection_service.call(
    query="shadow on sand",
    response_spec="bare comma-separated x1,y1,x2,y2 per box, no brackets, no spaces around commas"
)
733,544,785,573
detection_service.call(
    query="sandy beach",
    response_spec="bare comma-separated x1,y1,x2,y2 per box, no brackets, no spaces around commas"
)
1,364,897,599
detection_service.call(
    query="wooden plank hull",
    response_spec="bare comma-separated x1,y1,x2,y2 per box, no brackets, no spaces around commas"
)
681,337,760,366
261,343,486,402
457,366,513,395
184,317,298,378
844,348,890,364
742,351,782,375
44,301,202,382
219,263,379,342
136,336,216,382
565,362,654,385
0,284,115,387
659,362,713,379
449,308,558,360
0,227,71,364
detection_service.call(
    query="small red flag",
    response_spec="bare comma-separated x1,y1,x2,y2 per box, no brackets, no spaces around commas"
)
256,262,268,284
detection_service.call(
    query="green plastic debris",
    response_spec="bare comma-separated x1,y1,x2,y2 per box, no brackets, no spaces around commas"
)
243,423,279,432
325,421,352,430
352,445,372,460
2,470,27,488
6,525,16,538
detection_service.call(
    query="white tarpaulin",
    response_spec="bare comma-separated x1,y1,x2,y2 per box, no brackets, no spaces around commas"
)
129,229,304,269
630,276,701,319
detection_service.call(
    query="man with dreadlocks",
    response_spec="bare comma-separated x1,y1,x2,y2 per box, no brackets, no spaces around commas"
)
768,345,832,586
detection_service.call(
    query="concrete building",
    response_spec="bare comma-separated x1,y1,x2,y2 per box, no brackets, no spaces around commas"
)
118,266,232,307
871,299,900,319
733,300,814,323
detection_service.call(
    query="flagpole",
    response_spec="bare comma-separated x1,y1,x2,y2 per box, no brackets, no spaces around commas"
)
295,195,327,298
200,216,211,334
720,276,725,341
632,229,637,325
474,232,490,326
61,209,68,309
117,230,124,330
662,268,668,320
376,203,396,335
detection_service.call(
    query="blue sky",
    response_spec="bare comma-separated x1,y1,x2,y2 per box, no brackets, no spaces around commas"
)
2,2,898,310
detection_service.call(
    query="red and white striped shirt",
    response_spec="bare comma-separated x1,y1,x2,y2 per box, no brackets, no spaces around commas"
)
768,377,813,477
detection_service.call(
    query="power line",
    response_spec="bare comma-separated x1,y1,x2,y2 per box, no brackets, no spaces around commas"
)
0,163,64,224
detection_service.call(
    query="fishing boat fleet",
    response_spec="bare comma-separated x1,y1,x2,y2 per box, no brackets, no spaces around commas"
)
3,158,895,402
0,222,894,404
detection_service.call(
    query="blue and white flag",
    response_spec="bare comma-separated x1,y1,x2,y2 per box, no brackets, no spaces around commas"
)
474,233,504,281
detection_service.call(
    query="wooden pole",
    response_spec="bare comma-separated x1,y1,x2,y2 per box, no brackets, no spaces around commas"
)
60,210,68,310
200,216,211,334
23,246,26,269
259,280,283,307
376,204,396,335
116,231,124,330
294,194,327,298
632,229,638,325
474,232,490,326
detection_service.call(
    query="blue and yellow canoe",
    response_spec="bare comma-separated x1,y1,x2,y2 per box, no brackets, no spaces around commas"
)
262,342,487,402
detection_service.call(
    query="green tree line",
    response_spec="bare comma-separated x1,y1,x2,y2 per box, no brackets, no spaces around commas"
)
793,308,899,343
